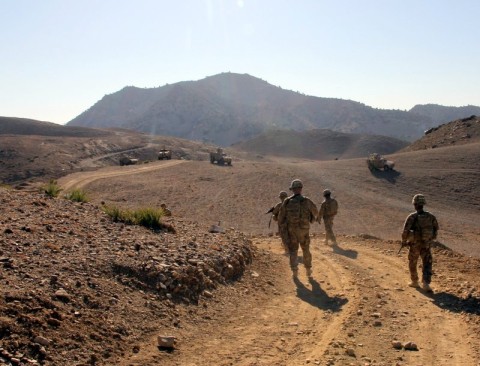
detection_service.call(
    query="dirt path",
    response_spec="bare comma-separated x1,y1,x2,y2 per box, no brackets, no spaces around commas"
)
76,142,157,169
57,160,186,191
120,236,479,366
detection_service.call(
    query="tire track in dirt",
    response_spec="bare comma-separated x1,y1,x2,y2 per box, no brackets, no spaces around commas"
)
121,237,357,366
58,160,186,191
321,239,478,365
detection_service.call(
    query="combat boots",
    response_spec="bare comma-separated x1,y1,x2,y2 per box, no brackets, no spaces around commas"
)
408,281,420,288
422,282,433,293
306,268,312,278
292,268,298,278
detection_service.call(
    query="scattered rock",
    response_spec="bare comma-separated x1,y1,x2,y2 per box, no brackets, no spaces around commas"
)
345,348,356,357
33,336,50,347
403,341,418,351
392,341,403,349
208,224,225,234
54,288,70,302
157,335,176,349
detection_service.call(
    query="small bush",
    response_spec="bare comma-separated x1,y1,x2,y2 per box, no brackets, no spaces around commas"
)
103,205,173,231
65,189,89,203
103,205,127,223
133,208,164,230
43,180,62,198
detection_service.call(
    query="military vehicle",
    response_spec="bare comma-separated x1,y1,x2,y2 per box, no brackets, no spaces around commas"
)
367,153,395,171
158,148,172,160
119,157,139,166
209,148,232,166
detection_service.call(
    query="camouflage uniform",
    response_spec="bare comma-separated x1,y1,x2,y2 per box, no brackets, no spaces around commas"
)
278,180,318,276
402,194,439,289
272,191,289,253
318,190,338,245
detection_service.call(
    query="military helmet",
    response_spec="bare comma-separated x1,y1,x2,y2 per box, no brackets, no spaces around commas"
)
289,179,303,190
279,191,288,199
412,194,426,205
323,189,331,196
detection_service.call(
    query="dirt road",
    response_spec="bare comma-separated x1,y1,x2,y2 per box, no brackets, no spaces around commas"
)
121,236,479,366
57,160,186,191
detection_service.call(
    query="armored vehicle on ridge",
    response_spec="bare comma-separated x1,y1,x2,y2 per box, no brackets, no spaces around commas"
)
158,148,172,160
119,156,139,166
367,153,395,171
210,148,232,166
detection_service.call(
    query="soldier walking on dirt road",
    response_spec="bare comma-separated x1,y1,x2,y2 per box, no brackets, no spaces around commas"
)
318,189,338,246
278,179,318,278
272,191,289,254
402,194,439,292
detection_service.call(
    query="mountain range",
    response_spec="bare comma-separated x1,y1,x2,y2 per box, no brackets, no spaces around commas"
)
66,72,480,146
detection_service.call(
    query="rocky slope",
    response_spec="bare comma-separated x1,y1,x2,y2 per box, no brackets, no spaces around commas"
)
402,115,480,151
0,188,253,365
0,118,221,185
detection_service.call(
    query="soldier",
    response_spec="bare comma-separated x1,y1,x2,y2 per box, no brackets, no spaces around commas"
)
278,179,318,278
318,189,338,246
272,191,289,254
401,194,439,292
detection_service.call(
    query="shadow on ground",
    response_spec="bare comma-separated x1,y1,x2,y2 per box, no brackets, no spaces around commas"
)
370,169,401,184
293,277,348,312
425,291,480,315
332,243,358,259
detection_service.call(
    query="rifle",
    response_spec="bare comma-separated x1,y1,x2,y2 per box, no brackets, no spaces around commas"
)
266,206,274,228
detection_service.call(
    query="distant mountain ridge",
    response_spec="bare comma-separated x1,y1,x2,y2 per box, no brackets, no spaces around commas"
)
67,72,480,146
409,104,480,124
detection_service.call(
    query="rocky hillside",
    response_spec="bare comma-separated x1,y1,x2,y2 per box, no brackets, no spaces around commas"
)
402,115,480,152
0,117,109,137
231,129,408,159
0,187,253,365
0,117,223,184
68,73,466,146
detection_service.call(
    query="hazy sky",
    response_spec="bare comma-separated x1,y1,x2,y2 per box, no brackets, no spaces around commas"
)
2,0,479,124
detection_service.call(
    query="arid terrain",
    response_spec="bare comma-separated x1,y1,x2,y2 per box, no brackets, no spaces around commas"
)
1,117,480,366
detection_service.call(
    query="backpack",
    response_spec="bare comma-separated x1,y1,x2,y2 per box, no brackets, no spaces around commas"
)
284,196,310,226
321,198,338,217
326,198,338,216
